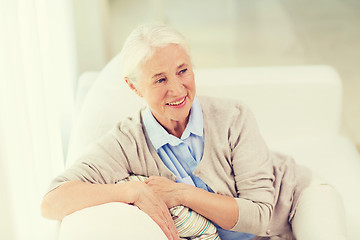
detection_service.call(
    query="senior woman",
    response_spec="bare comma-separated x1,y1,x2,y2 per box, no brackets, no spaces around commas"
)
41,23,347,240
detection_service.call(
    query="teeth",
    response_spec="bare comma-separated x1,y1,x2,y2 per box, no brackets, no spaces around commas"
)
168,97,185,106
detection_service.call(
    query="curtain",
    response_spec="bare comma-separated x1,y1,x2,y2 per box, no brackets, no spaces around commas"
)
0,0,76,239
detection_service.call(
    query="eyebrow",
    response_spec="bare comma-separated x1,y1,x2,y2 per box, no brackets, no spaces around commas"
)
151,72,165,79
177,63,187,69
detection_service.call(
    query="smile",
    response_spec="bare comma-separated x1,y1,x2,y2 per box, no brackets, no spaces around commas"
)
167,97,186,106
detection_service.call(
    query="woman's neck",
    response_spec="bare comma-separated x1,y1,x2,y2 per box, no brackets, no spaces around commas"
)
167,124,186,138
161,118,189,139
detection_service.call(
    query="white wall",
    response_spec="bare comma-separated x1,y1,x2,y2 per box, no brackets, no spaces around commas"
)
71,0,110,75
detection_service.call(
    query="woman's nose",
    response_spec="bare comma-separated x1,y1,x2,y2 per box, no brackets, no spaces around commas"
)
167,77,184,95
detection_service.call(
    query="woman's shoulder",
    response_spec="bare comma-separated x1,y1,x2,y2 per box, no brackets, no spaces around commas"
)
109,108,147,142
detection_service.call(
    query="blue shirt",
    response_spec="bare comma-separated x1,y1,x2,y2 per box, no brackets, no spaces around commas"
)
142,97,254,240
142,97,209,190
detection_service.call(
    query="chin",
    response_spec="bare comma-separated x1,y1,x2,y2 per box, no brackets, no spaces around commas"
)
170,109,191,122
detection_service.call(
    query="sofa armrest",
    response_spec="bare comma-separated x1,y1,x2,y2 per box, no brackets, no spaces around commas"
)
59,202,167,240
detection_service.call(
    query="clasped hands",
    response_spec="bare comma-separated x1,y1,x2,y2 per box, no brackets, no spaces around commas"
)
130,176,187,240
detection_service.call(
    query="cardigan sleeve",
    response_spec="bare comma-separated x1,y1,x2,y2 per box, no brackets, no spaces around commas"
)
47,123,136,192
229,103,275,235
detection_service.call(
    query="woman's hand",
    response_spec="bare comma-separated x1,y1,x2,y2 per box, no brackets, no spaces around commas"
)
145,176,184,208
146,176,239,230
129,181,179,240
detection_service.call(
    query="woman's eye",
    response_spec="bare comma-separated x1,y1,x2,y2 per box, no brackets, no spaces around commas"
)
156,78,166,84
179,68,187,75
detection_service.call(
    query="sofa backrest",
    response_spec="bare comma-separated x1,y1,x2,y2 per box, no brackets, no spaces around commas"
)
195,66,342,145
66,52,342,165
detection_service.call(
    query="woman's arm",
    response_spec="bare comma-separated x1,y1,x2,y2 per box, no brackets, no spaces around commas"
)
41,180,134,220
41,180,179,240
179,183,239,230
146,176,238,230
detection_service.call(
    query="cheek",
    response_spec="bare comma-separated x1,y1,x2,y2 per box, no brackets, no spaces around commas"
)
147,88,167,104
184,74,196,91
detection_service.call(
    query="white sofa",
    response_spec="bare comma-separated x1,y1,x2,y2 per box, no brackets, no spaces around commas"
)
60,54,360,239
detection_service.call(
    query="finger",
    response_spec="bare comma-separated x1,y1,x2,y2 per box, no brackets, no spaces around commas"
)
149,198,178,239
160,202,179,239
152,214,175,240
152,196,178,239
135,184,178,239
158,215,178,240
167,217,179,240
159,211,179,240
139,198,173,240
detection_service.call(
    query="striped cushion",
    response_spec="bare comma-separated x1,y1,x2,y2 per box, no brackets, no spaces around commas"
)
119,175,220,240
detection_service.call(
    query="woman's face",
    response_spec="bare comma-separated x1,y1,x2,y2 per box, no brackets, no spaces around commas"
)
128,44,196,130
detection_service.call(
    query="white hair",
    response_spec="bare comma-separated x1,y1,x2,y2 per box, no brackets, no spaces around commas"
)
120,23,191,83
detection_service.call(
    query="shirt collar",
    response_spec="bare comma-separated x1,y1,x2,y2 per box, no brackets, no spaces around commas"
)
181,97,203,139
142,97,203,150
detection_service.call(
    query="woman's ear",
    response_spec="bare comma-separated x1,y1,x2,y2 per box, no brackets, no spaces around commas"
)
125,77,143,97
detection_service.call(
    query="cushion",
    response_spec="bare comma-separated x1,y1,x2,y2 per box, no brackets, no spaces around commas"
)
66,54,146,166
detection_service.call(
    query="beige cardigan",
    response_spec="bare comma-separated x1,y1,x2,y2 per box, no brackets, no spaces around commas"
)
50,96,312,238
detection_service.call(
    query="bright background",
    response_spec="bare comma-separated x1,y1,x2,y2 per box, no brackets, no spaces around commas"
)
72,0,360,152
0,1,359,240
